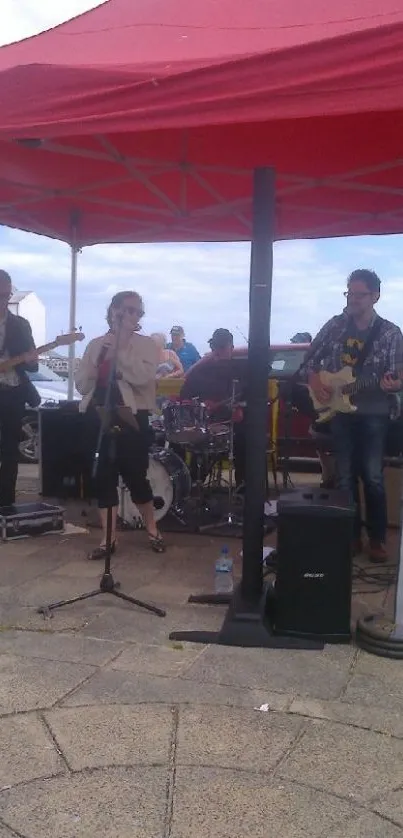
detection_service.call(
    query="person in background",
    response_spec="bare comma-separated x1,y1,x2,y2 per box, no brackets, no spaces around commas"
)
168,325,200,372
181,328,248,487
290,332,312,344
75,290,166,558
150,333,184,379
0,270,39,507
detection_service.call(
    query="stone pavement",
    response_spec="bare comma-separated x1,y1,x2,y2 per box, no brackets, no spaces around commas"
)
0,472,402,836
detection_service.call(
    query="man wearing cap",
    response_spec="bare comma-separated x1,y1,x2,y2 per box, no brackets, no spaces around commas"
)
167,326,200,372
180,329,238,403
180,328,247,487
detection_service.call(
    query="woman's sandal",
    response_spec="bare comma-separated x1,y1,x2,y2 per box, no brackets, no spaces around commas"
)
87,541,117,561
147,531,166,553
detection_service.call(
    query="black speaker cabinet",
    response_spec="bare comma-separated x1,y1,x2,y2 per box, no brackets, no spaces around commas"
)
273,489,355,642
39,405,96,499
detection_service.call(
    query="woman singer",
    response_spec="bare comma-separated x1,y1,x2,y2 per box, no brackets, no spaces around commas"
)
75,291,166,559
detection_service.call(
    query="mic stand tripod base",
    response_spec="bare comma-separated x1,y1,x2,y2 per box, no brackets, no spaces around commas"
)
356,615,403,659
37,566,167,619
37,505,166,620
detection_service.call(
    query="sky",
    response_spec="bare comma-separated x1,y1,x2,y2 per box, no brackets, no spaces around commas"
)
1,1,403,354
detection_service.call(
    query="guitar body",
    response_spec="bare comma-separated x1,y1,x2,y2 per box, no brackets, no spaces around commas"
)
307,366,358,423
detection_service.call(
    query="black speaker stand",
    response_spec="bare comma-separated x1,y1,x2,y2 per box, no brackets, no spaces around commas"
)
169,582,323,649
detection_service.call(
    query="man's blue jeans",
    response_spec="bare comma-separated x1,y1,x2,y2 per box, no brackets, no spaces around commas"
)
330,413,389,542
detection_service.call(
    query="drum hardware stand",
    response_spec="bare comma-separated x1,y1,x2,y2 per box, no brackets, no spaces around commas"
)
38,316,166,620
280,380,295,491
199,380,243,535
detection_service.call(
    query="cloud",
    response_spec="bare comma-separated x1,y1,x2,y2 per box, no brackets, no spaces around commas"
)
0,1,102,45
3,223,403,358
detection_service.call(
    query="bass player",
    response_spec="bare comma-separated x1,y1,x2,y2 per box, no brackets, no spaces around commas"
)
0,270,39,507
302,269,403,563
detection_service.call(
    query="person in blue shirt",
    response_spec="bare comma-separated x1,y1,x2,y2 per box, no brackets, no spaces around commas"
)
167,325,200,372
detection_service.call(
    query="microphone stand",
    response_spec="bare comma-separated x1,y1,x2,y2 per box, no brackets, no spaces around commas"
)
38,316,166,619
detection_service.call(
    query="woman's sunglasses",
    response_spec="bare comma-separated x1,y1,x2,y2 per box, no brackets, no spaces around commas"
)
122,305,143,317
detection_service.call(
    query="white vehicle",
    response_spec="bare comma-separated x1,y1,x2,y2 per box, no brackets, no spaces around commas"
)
19,362,80,463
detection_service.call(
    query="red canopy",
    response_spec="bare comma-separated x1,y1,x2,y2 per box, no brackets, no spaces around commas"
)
1,0,403,245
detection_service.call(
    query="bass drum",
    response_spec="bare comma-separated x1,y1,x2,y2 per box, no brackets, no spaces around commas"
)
118,447,191,526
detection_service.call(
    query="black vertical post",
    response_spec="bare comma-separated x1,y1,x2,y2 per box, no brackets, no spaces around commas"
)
241,168,275,603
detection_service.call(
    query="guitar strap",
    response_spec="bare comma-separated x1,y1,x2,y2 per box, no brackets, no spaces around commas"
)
353,315,383,376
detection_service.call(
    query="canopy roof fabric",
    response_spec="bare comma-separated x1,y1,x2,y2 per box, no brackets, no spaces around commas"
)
1,0,403,245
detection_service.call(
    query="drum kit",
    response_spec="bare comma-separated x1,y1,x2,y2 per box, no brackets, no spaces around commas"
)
118,385,245,534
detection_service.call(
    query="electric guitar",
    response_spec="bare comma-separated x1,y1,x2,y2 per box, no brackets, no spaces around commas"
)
307,366,401,423
0,330,85,373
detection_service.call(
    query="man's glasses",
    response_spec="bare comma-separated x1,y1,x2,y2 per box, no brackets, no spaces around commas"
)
343,291,371,300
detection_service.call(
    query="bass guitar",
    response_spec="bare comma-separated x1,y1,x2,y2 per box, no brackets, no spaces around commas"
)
0,330,85,373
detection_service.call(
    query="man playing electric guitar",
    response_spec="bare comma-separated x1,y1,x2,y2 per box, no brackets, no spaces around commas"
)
302,269,403,563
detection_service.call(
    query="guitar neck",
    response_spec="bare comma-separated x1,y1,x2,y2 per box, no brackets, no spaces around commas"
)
1,341,57,373
343,366,402,396
343,374,380,396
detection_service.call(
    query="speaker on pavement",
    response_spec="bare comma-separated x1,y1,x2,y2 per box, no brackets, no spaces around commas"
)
39,405,96,499
272,489,355,642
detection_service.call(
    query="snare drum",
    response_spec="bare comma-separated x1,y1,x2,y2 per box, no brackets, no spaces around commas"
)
163,399,208,445
205,422,230,453
118,447,191,526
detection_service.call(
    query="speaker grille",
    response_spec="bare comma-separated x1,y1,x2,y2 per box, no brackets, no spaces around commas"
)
274,489,354,640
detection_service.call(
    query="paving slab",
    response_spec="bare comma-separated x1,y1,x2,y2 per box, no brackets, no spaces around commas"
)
328,812,403,837
374,788,403,827
110,642,203,678
82,603,226,643
60,667,291,711
289,696,403,739
0,630,124,666
0,824,19,837
343,649,403,712
278,719,403,803
0,551,69,592
0,602,100,633
0,654,96,714
0,714,64,788
170,768,357,838
44,705,173,771
46,557,164,591
176,705,305,772
182,643,355,700
3,574,114,608
0,767,167,838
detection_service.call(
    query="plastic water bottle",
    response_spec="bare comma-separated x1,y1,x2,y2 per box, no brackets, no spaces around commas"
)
214,545,234,594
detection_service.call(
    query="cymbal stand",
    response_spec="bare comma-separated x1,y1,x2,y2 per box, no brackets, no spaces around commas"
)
199,380,243,534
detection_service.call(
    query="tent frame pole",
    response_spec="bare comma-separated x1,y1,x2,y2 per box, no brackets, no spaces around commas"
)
67,212,79,400
169,167,321,649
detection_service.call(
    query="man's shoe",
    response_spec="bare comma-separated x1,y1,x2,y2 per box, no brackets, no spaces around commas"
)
368,540,388,563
